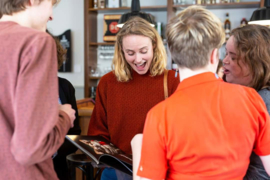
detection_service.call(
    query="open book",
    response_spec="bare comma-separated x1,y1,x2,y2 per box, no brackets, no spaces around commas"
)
66,135,132,175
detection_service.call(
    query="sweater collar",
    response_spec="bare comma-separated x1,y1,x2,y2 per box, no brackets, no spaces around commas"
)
131,69,151,77
176,72,221,91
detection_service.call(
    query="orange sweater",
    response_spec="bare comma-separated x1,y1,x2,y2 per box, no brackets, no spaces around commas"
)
88,70,179,154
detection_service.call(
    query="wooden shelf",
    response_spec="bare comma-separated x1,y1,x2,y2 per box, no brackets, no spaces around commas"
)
89,42,115,46
173,2,260,9
89,5,167,12
84,0,261,98
89,76,102,80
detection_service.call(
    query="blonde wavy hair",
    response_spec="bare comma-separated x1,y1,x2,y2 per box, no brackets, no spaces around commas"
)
166,6,225,69
112,16,167,82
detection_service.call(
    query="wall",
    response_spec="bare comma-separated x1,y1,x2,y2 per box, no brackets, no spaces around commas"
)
47,0,85,99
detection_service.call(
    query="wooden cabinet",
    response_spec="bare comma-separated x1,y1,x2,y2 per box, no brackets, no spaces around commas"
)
83,0,261,97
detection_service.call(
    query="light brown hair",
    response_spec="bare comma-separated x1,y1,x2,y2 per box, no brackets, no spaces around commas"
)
231,25,270,91
166,6,225,69
112,16,167,82
0,0,59,17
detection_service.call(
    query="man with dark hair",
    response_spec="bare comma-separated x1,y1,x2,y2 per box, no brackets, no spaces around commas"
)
0,0,75,179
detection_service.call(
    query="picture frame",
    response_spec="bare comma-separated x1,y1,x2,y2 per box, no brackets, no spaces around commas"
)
57,29,72,72
103,14,121,42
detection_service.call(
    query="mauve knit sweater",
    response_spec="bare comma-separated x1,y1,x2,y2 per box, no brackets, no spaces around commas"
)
88,70,180,154
0,22,70,180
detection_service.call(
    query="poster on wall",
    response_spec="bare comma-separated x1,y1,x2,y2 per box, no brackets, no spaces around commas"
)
56,29,72,72
103,14,121,42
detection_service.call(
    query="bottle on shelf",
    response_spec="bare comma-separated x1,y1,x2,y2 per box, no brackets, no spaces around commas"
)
197,0,202,4
120,0,128,7
156,22,163,40
206,0,211,4
98,0,105,8
93,0,98,8
224,13,231,41
240,18,248,27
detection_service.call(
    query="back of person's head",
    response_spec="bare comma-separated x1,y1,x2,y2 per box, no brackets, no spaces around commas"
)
166,6,225,69
231,25,270,91
0,0,59,17
113,16,166,82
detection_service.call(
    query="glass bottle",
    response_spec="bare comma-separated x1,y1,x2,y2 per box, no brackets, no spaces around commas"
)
121,0,128,7
224,13,231,41
93,0,98,8
240,18,248,27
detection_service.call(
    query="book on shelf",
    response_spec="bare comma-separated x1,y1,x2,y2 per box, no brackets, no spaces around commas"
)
66,135,132,175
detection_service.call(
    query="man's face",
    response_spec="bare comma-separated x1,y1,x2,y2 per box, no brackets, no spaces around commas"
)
30,0,55,31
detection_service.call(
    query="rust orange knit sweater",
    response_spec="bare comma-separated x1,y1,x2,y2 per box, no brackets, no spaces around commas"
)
88,70,180,154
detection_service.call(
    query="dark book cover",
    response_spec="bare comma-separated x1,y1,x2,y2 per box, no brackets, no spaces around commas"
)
66,135,132,175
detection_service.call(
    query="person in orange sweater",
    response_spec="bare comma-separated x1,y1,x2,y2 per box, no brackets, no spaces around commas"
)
87,17,180,179
132,6,270,180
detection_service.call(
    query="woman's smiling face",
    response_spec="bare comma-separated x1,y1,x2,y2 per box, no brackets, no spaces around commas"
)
122,35,154,75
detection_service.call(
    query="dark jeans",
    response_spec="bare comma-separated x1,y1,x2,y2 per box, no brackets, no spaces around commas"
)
101,168,132,180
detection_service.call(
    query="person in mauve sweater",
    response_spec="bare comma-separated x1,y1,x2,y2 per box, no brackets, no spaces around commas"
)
0,0,75,180
87,17,180,180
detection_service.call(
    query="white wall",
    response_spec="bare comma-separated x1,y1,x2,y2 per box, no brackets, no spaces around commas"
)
47,0,84,88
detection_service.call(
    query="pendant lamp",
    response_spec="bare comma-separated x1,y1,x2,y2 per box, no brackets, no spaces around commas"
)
116,0,155,28
249,0,270,25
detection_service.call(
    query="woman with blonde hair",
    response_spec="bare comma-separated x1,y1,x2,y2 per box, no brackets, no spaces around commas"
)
87,16,179,179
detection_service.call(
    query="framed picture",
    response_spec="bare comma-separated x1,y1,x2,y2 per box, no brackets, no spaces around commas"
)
103,14,121,42
57,29,72,72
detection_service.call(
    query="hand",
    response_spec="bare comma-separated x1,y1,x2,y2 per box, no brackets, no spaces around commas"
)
59,104,75,127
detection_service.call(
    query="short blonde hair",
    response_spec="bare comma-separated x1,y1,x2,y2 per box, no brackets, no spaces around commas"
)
166,6,225,69
112,16,167,82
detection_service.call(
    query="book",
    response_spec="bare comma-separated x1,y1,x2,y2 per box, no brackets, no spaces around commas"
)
66,135,132,175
